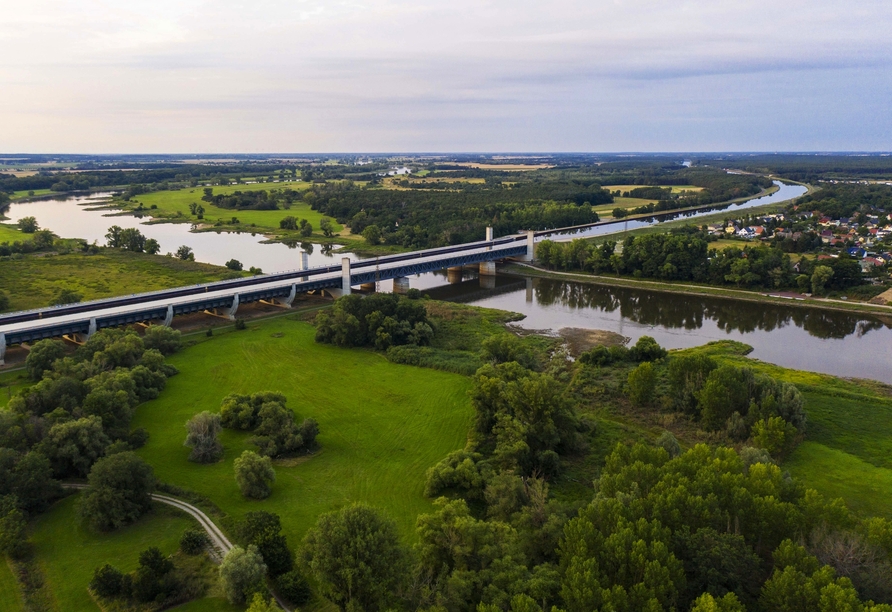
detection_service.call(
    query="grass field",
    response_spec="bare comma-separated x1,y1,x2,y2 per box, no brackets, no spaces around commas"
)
0,557,24,612
132,182,344,238
29,495,212,612
131,316,474,541
10,189,54,200
602,184,704,194
0,222,24,242
0,250,243,313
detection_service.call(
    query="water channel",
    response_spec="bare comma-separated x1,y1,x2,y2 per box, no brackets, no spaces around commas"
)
5,183,891,383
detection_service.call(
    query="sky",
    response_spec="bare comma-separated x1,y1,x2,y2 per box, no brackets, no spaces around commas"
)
1,0,891,153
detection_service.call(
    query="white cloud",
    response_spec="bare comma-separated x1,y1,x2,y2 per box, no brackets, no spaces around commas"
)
0,0,890,151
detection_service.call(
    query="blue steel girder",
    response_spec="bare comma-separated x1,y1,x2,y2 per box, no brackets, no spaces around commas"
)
349,245,526,285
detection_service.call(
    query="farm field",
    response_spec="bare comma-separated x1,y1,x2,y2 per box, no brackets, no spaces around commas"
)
131,181,345,237
602,184,705,193
131,316,474,541
0,250,243,313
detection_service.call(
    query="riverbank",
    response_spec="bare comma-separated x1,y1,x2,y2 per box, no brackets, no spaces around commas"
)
504,261,892,319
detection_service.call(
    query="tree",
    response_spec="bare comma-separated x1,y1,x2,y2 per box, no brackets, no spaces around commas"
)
25,338,66,381
301,503,406,612
184,411,223,463
219,545,268,605
234,451,276,499
320,217,334,237
2,450,62,513
175,245,195,261
181,528,210,555
39,416,110,478
362,224,382,245
144,238,161,255
299,219,313,237
0,495,26,558
78,452,156,531
627,361,657,407
276,569,312,606
90,564,126,599
250,402,303,458
689,593,747,611
751,416,796,459
142,325,182,355
225,258,243,271
17,216,38,233
246,593,279,612
657,430,681,458
811,265,834,295
279,216,298,230
239,511,294,577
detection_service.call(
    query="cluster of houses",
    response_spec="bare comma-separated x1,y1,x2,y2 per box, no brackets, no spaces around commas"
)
705,211,892,273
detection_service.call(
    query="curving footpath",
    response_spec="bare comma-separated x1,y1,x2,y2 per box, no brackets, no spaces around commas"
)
62,484,291,611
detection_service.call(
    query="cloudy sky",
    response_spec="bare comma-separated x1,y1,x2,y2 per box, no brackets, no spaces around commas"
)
1,0,890,152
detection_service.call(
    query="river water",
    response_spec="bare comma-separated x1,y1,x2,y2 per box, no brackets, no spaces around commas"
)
6,185,890,383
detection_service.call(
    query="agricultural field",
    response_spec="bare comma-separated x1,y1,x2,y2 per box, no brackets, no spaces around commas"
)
0,250,244,312
601,184,705,194
129,182,344,237
10,189,53,200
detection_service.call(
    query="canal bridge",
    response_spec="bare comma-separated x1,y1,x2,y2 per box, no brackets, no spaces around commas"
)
0,229,534,363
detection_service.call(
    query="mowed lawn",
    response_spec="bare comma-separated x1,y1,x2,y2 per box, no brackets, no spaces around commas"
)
0,250,242,313
0,556,24,612
132,317,474,541
134,182,344,235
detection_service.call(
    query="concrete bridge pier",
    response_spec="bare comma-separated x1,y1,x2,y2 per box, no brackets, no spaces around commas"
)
526,278,534,303
393,277,410,294
205,295,240,320
0,333,5,366
447,267,463,283
479,274,496,290
163,305,174,326
486,226,493,250
479,261,496,276
522,230,535,262
300,251,309,281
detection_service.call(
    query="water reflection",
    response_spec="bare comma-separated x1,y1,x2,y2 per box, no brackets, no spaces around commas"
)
454,274,892,383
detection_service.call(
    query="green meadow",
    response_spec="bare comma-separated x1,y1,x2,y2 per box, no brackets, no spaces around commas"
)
0,222,24,242
130,316,474,540
131,181,345,238
0,250,243,312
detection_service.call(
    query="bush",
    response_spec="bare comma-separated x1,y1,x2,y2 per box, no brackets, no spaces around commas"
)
235,318,247,330
225,259,244,271
90,564,125,599
628,335,667,362
276,569,312,605
180,528,210,555
627,362,657,407
234,451,276,500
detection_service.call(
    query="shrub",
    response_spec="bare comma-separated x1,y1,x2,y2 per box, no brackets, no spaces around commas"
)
180,528,210,555
184,411,223,463
78,452,156,531
142,326,182,355
629,335,667,362
25,339,66,381
627,362,657,407
90,564,125,599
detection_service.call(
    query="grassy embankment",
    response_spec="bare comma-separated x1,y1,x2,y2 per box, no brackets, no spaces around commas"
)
694,344,892,519
0,249,245,313
0,223,24,242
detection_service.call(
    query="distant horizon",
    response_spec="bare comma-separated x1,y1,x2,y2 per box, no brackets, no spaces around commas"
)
3,1,890,152
2,152,892,158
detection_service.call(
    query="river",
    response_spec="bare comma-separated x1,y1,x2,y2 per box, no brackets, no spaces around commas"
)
7,183,890,383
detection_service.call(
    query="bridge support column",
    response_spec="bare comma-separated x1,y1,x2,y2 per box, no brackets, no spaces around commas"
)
479,274,496,290
219,295,240,320
523,230,535,262
0,333,6,366
163,305,174,327
447,267,463,283
300,251,309,281
87,318,97,339
360,283,377,293
261,284,297,308
526,278,534,303
341,258,352,296
486,226,493,242
479,261,496,276
393,277,410,294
